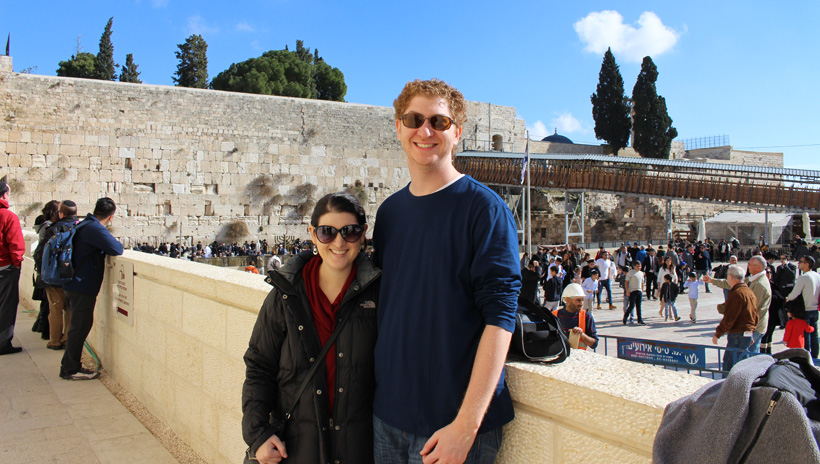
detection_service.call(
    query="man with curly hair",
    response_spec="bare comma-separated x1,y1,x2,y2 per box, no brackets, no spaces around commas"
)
372,79,521,463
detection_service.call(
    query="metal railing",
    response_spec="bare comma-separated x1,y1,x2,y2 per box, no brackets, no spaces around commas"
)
594,334,761,379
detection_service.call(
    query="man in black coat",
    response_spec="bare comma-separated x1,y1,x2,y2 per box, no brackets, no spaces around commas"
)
642,249,660,300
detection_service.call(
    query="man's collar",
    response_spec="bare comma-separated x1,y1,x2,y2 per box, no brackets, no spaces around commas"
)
748,271,766,282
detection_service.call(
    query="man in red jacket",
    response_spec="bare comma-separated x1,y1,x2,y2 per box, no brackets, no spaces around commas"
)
0,182,25,355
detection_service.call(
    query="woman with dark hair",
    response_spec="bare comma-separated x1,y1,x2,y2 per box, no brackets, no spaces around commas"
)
242,192,380,464
31,200,60,338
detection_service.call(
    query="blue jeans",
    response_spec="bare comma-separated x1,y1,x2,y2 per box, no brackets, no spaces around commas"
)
750,331,763,354
663,301,678,319
597,279,612,305
805,311,819,359
374,415,502,464
723,333,753,373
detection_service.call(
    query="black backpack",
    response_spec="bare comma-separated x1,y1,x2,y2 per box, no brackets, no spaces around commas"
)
509,296,570,364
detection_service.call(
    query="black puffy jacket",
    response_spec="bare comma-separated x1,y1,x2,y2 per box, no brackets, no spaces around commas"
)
242,251,380,464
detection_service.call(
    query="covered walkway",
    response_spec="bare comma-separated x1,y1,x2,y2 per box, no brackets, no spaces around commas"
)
455,152,820,212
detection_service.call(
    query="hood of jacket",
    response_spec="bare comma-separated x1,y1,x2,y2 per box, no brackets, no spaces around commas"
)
270,250,380,296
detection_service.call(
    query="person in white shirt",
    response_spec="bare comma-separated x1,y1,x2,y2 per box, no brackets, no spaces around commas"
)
786,256,820,358
202,244,212,258
594,252,615,310
581,270,599,312
683,272,706,323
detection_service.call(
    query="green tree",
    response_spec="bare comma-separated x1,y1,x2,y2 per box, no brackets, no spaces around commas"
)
631,56,678,159
173,34,209,88
119,53,142,83
211,41,346,101
94,17,117,80
56,52,96,78
590,48,631,154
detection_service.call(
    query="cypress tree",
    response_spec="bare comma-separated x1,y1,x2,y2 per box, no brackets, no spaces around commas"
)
95,17,117,80
119,53,142,83
631,56,678,159
173,34,209,88
590,48,631,154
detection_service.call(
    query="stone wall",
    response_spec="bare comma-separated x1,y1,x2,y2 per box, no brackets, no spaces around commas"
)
18,232,710,464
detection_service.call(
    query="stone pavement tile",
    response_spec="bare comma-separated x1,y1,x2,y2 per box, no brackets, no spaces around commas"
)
73,411,153,442
0,435,101,464
8,392,64,420
90,432,178,464
47,377,112,402
62,391,128,420
0,411,74,435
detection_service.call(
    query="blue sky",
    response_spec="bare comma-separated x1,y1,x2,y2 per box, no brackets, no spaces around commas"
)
4,1,818,169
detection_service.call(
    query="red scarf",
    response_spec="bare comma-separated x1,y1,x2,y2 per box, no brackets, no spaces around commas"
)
302,256,357,414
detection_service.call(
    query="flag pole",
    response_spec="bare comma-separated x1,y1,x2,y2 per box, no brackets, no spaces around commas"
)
526,134,532,255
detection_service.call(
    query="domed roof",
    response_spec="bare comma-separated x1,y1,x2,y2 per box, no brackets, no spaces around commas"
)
541,129,573,144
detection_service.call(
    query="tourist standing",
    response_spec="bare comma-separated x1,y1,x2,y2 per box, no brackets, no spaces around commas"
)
0,182,24,355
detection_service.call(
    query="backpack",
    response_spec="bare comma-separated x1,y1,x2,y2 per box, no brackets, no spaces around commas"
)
40,219,91,286
653,349,820,463
509,296,570,364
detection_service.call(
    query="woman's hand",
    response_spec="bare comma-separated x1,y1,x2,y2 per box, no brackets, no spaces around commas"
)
256,435,288,463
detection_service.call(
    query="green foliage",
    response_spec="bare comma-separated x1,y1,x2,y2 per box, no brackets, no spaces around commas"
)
631,56,678,159
119,53,142,83
590,48,631,154
212,41,347,101
173,34,209,88
56,52,96,78
95,17,117,80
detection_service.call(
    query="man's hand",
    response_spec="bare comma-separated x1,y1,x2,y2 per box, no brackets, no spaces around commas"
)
255,435,287,464
570,327,583,335
420,419,476,464
712,335,719,345
702,274,713,283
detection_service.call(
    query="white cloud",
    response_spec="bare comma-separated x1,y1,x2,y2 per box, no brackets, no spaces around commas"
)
527,120,549,139
186,15,219,36
151,0,169,7
551,113,586,134
236,22,255,33
574,10,679,62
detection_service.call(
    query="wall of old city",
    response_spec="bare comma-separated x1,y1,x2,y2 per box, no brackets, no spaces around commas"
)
1,58,783,248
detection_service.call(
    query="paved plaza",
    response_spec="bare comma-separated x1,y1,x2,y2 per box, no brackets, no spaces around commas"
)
583,260,789,367
0,306,178,464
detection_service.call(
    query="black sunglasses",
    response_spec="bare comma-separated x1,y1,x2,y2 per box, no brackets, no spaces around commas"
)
314,224,364,244
399,112,456,131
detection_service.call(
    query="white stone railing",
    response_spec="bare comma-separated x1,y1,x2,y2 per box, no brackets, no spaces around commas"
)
20,231,709,463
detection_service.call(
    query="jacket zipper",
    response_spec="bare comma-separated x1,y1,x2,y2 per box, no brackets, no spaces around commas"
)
737,389,782,464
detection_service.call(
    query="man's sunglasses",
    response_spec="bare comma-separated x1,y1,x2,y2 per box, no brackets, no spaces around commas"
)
314,224,364,244
399,112,456,131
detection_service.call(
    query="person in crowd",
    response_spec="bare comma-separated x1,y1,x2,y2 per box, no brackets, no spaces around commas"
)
643,248,660,300
371,79,520,462
243,192,378,463
683,272,705,323
786,256,820,358
553,283,598,350
680,244,695,276
623,261,645,326
542,265,563,311
31,200,60,339
705,256,771,353
760,268,781,353
712,265,758,373
59,198,124,378
520,259,540,304
694,244,712,293
39,201,80,350
594,251,615,310
635,245,647,267
0,182,25,355
784,304,815,349
581,269,599,312
659,274,681,322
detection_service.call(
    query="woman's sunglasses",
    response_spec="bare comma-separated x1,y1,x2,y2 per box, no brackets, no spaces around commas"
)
314,224,364,244
399,112,456,131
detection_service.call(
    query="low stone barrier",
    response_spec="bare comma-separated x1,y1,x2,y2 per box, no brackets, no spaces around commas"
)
20,231,709,463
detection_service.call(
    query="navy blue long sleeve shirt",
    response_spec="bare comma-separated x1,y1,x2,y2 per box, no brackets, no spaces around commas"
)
63,214,124,295
372,176,521,436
